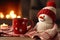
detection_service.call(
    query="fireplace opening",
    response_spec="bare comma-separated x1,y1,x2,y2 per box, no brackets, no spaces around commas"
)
0,0,22,19
0,0,22,26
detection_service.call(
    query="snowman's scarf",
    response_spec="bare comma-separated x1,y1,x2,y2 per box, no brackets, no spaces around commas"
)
25,23,58,40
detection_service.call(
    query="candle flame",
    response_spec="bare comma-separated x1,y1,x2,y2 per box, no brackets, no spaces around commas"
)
1,23,8,26
0,23,8,29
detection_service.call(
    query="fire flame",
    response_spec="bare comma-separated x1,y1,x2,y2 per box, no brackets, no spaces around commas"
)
6,10,17,19
0,12,4,18
6,14,10,19
10,10,17,19
1,10,22,19
17,16,21,18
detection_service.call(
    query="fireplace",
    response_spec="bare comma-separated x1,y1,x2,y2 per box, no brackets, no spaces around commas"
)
0,0,22,26
0,0,22,19
0,0,31,26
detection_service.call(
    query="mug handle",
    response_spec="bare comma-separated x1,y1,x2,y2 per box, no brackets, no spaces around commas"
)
27,20,34,31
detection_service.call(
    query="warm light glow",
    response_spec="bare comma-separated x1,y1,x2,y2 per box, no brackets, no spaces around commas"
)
10,10,14,15
0,23,8,29
1,23,8,26
17,16,21,18
6,14,10,19
0,12,4,18
10,10,16,19
5,10,22,19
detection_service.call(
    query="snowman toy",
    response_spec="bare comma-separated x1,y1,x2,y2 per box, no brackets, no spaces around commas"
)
37,0,57,33
25,0,58,40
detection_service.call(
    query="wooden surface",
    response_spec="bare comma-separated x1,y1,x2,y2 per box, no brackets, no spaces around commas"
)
0,37,34,40
0,33,60,40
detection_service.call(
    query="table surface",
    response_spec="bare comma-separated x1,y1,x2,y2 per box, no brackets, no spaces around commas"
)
0,37,34,40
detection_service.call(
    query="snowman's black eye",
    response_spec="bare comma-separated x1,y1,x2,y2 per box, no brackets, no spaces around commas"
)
43,15,45,18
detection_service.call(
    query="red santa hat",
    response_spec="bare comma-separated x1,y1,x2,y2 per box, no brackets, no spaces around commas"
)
37,0,56,22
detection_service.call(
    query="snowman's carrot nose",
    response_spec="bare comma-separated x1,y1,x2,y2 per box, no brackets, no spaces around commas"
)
39,16,45,19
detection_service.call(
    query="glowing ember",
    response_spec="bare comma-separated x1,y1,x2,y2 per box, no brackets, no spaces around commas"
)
0,12,4,18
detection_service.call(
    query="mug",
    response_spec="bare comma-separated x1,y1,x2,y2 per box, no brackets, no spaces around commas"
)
12,18,34,34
